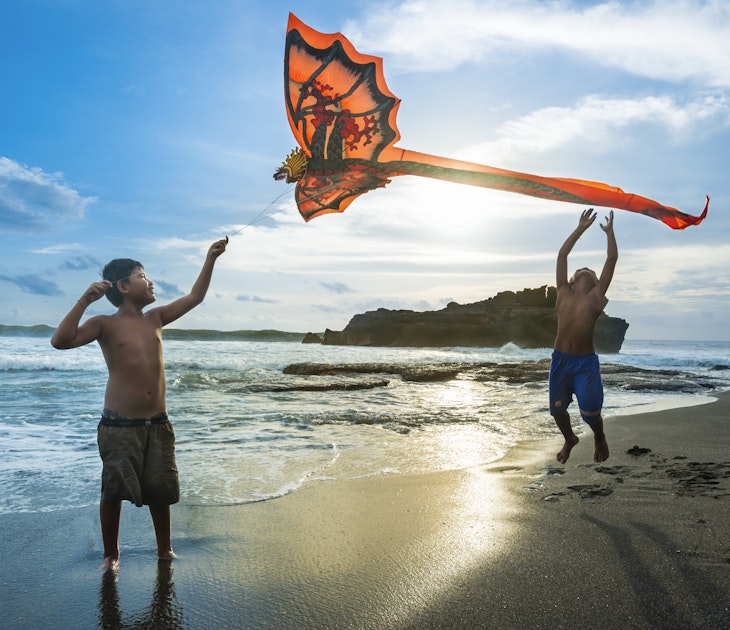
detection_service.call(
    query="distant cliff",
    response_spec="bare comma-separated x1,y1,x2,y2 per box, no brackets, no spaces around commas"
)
305,286,629,353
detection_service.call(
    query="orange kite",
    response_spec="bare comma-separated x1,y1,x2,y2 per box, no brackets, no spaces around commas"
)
275,13,708,229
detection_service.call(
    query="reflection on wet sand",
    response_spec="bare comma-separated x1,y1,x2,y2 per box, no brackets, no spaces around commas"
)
98,562,183,629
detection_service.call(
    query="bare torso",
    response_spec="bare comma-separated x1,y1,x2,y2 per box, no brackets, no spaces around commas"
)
554,285,604,355
97,313,166,418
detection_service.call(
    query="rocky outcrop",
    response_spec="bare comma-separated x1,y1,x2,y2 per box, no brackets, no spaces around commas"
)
302,332,324,344
283,360,725,394
313,286,629,353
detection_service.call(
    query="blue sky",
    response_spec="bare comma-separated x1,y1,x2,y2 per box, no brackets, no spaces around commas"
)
1,0,728,340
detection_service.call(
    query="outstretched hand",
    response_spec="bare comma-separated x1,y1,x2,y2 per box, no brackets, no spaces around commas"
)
208,236,229,260
600,210,615,233
577,208,597,233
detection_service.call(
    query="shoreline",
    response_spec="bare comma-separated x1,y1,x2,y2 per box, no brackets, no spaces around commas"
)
1,393,729,628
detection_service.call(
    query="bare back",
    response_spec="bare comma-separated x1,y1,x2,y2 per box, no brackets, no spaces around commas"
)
97,311,166,418
554,209,617,356
554,284,604,355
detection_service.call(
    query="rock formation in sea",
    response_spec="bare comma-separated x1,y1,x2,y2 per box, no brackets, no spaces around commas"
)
304,286,629,353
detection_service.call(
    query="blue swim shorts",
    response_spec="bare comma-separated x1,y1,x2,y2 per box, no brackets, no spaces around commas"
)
549,350,604,425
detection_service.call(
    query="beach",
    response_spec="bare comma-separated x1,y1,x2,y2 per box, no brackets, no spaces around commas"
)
2,392,728,629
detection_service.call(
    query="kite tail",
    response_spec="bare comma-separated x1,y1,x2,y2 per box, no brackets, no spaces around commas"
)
390,149,708,230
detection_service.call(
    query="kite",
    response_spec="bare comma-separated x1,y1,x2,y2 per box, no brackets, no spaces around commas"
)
274,13,708,229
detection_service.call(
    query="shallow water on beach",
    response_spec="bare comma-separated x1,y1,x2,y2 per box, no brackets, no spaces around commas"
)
1,331,728,514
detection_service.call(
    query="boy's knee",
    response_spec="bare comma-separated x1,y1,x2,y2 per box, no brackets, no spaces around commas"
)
580,409,602,425
551,399,570,419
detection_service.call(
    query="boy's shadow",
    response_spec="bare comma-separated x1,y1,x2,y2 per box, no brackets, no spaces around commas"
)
98,561,183,629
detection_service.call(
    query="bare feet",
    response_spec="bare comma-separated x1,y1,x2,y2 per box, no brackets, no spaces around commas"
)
158,549,177,562
557,435,580,463
100,555,119,572
594,433,609,462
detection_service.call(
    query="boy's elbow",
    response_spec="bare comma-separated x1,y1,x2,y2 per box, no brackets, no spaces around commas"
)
189,291,207,307
50,331,76,349
188,295,205,308
50,337,67,350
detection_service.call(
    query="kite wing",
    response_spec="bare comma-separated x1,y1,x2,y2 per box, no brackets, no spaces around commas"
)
277,13,708,229
279,13,402,220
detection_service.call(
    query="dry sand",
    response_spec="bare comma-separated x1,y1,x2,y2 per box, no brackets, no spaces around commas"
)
2,393,729,629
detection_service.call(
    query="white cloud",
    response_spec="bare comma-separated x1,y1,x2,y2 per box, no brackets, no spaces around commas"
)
346,0,730,87
459,93,730,163
0,157,96,231
31,243,86,255
617,242,730,303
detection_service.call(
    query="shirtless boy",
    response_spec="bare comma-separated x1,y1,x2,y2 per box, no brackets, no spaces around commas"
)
550,209,617,464
51,237,228,570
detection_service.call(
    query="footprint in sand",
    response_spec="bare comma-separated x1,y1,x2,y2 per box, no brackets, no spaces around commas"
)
626,445,652,456
567,484,614,498
663,461,730,497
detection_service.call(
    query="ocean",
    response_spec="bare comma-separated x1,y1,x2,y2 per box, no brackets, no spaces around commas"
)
1,326,728,515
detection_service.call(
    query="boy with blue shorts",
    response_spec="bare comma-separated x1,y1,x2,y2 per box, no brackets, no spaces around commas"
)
550,208,617,463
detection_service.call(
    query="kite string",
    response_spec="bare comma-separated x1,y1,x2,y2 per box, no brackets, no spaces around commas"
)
96,180,344,281
227,184,295,237
98,180,346,279
227,179,348,237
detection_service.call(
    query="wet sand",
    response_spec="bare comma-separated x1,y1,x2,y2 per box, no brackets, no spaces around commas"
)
1,393,729,628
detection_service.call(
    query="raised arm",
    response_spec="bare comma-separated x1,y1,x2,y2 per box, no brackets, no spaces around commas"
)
556,209,596,290
597,210,618,295
155,237,228,327
51,280,112,349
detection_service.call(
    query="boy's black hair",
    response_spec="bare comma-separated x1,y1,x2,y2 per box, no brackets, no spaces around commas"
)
102,258,143,307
